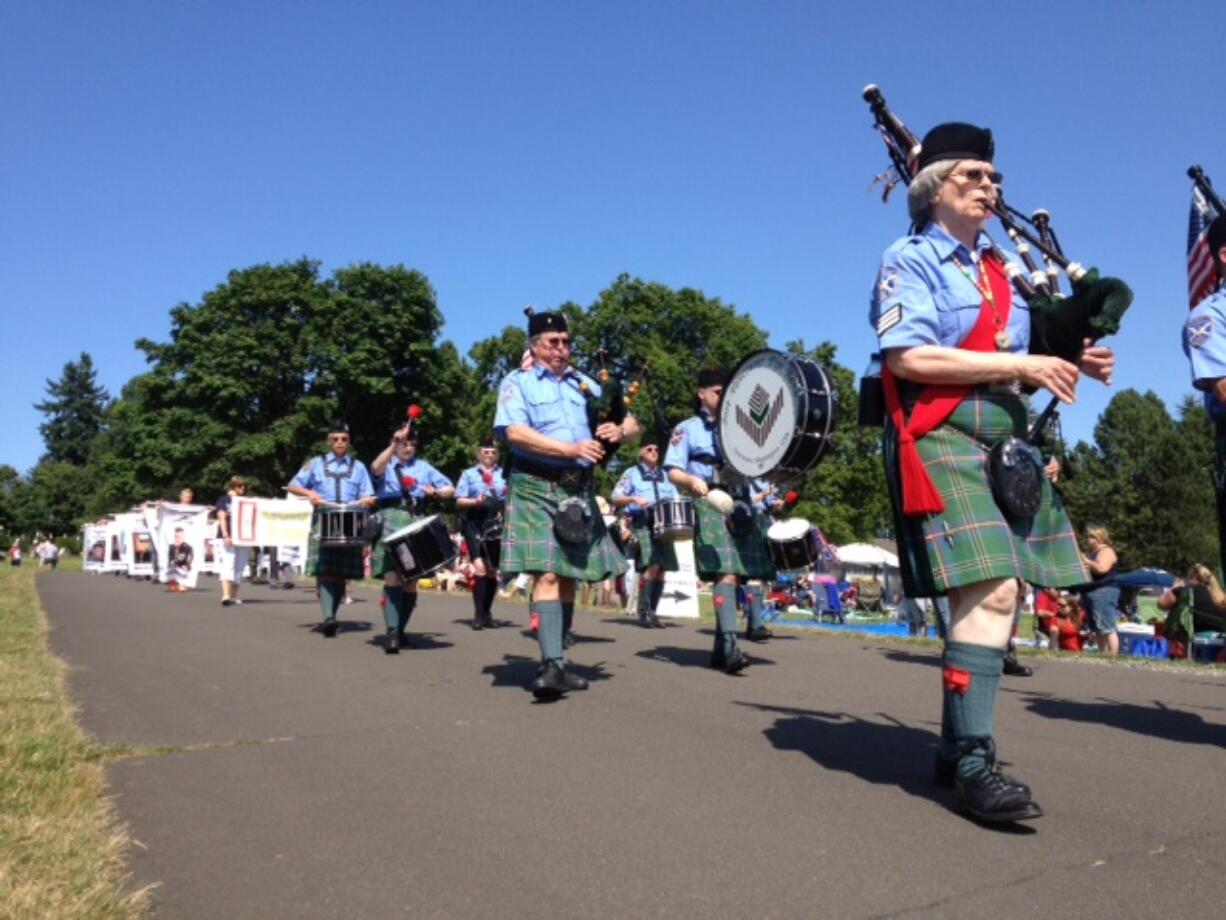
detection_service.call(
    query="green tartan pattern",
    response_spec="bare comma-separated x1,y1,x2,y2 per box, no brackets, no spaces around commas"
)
632,521,680,572
370,507,417,579
305,509,367,580
885,388,1086,597
500,472,628,581
693,497,775,582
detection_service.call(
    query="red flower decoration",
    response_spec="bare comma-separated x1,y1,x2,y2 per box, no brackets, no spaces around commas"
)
784,490,799,505
481,471,493,486
407,405,423,420
401,476,417,490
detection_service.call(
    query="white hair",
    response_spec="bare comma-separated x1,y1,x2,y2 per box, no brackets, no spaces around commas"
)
907,160,958,226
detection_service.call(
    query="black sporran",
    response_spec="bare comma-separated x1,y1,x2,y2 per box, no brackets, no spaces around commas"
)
726,500,756,538
554,496,592,545
363,512,384,544
987,437,1044,522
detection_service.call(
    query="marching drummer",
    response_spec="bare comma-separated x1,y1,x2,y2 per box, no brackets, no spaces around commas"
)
454,434,507,631
742,477,784,642
287,421,377,638
664,368,775,673
610,432,679,628
369,422,455,653
494,308,635,700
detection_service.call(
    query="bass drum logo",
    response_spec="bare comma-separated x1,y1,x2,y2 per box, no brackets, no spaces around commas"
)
735,384,785,447
718,352,798,478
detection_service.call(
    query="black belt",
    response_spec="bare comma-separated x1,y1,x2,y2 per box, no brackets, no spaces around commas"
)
377,497,422,512
512,456,592,489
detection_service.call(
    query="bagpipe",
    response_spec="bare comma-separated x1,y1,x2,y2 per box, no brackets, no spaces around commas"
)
863,84,1133,431
580,349,647,469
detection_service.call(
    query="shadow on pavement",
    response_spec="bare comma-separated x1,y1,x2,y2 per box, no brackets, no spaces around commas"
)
368,632,454,652
296,620,374,635
635,646,775,670
480,654,614,698
1008,690,1226,747
881,648,942,668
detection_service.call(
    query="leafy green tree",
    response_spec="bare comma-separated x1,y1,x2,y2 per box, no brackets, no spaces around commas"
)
17,460,95,537
1059,390,1215,573
0,464,22,538
34,352,109,465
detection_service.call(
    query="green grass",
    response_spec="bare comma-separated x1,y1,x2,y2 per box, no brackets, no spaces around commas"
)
0,563,147,918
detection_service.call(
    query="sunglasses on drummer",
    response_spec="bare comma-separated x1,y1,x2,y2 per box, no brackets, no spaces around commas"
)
539,335,571,349
329,435,350,443
949,167,1003,186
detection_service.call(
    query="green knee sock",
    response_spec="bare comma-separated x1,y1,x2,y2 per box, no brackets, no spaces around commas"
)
318,580,342,622
943,641,1005,780
746,585,765,629
713,583,740,654
649,579,665,613
402,591,417,629
535,600,564,664
637,580,653,616
562,601,574,635
382,585,404,630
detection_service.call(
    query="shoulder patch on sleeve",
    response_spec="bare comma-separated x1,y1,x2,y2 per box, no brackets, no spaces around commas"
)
1188,315,1213,349
876,304,902,336
499,378,519,402
670,426,685,446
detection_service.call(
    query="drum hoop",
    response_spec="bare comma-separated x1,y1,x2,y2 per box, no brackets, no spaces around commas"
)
767,517,811,540
383,514,442,543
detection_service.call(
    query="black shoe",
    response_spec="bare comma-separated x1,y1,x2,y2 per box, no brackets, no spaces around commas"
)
647,612,665,628
955,769,1043,823
934,753,1032,795
483,615,500,629
563,631,576,649
530,661,568,700
638,613,653,628
1003,655,1034,677
221,598,233,607
560,667,588,692
723,648,750,674
321,620,338,638
472,617,484,631
710,646,727,669
384,629,400,655
747,625,772,643
398,629,416,649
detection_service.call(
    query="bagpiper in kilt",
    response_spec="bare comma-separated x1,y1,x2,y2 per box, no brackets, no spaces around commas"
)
868,120,1118,824
664,367,772,674
494,308,638,700
610,434,679,628
454,434,509,631
287,421,376,638
368,422,454,654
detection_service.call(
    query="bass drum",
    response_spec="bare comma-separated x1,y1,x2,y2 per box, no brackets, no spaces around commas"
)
716,349,836,481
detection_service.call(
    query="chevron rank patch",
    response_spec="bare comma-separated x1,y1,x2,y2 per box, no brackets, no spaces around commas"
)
876,304,902,336
1188,315,1213,349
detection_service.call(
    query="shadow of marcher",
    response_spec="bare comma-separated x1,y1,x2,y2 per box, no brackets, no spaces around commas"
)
1009,690,1226,748
737,702,1034,833
480,654,614,701
881,648,943,668
297,620,373,634
636,646,775,670
368,632,454,652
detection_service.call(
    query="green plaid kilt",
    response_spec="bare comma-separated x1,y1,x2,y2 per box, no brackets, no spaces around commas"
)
500,471,627,581
632,520,680,572
305,509,368,580
370,507,418,579
884,387,1087,597
693,497,775,582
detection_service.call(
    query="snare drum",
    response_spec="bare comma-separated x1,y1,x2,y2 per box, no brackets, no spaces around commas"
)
766,517,819,572
716,349,837,480
651,499,696,542
382,515,458,580
316,502,370,547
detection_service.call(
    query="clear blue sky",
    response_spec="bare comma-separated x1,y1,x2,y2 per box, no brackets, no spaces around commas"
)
3,0,1223,475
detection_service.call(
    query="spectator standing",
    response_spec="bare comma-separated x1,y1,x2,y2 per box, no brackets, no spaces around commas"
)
1080,526,1120,657
215,476,251,607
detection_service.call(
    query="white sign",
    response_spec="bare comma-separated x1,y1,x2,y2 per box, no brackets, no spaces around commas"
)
656,539,701,619
83,525,107,573
155,502,211,588
229,497,312,555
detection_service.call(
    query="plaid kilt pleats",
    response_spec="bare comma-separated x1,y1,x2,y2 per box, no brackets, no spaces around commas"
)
693,497,775,582
885,388,1087,597
500,472,627,582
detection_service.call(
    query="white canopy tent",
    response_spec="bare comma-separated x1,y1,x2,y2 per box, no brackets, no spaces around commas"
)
836,543,899,568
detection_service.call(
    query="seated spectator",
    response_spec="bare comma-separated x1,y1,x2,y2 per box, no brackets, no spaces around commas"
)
1033,587,1061,643
1156,564,1226,653
1048,595,1086,653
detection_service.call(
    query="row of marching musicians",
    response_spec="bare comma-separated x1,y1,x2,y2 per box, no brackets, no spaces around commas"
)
285,307,816,701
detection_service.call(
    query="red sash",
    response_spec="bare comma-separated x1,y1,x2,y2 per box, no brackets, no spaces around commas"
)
883,252,1013,517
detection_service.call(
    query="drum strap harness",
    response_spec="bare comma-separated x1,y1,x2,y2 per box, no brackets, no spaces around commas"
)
321,455,355,503
882,252,1012,517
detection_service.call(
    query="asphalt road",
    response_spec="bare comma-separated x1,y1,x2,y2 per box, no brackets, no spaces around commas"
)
41,572,1226,920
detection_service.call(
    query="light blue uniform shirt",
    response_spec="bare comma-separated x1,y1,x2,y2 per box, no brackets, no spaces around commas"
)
750,477,781,513
455,465,508,501
870,222,1030,353
663,413,722,481
290,453,375,503
612,463,679,524
494,364,600,469
376,456,452,502
1184,287,1226,421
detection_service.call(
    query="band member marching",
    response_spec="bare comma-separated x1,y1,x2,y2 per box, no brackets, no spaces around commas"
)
368,421,455,653
743,477,783,642
1184,215,1226,577
287,422,377,637
494,308,637,700
610,432,679,628
455,434,508,630
870,122,1116,822
664,368,775,674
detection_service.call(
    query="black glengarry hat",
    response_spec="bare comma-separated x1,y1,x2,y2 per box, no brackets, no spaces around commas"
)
917,122,994,171
328,420,350,436
698,367,728,389
478,433,497,449
526,309,569,337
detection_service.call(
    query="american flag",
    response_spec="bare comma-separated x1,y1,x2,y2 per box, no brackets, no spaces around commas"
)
1188,186,1220,309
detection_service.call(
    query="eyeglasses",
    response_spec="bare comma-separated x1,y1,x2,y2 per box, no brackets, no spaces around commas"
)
329,435,350,443
950,168,1003,186
540,336,571,349
641,446,659,452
